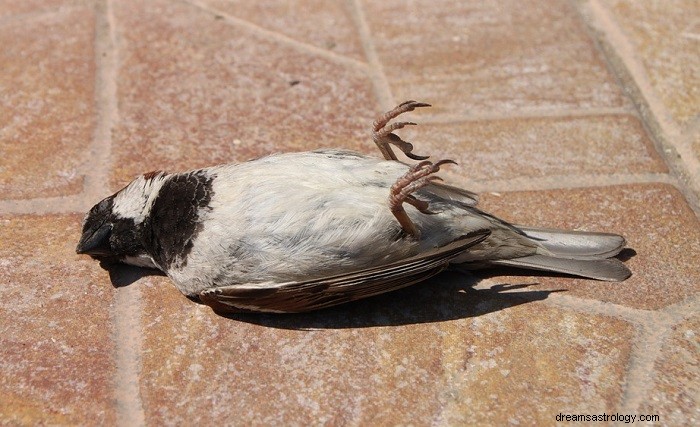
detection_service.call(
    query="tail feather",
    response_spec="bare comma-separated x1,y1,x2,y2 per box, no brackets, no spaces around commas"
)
490,254,631,282
517,226,626,260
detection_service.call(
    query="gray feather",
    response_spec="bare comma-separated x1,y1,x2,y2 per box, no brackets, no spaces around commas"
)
490,254,631,282
517,226,626,260
425,181,479,207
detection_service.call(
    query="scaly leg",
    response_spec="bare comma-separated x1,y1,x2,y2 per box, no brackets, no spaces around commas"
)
372,100,431,161
389,159,457,238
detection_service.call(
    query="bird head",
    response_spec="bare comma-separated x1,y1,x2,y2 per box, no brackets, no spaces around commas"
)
76,171,166,268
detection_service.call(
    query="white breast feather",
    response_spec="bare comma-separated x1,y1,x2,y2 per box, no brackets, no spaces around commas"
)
162,151,534,295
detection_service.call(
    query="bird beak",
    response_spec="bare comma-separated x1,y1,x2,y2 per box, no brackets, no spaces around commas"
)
76,223,113,256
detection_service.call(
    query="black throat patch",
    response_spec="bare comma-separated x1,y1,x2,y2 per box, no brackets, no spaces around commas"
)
143,170,215,270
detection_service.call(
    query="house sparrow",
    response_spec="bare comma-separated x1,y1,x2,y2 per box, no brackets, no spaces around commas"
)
77,101,631,313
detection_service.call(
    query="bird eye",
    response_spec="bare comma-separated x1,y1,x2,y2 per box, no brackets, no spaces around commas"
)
93,197,114,214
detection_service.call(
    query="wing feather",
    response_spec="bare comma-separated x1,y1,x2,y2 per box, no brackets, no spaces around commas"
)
200,230,490,313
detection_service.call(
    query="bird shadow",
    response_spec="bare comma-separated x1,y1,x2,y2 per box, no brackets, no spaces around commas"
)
99,259,166,287
616,248,637,262
97,261,564,329
215,270,565,329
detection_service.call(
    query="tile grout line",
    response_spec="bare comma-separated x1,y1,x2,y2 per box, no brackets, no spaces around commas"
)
0,2,82,28
660,293,700,325
94,1,146,425
0,195,86,215
86,0,118,200
347,0,394,110
112,284,146,427
619,321,669,414
541,293,665,329
540,293,674,414
619,295,700,413
577,0,700,214
415,107,637,125
682,115,700,141
573,0,674,144
181,0,369,72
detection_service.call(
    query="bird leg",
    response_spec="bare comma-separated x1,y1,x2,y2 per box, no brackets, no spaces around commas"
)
372,100,431,161
389,159,457,238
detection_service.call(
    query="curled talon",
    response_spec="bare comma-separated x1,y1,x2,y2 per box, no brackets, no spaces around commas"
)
372,101,432,161
395,100,431,111
434,159,458,169
384,134,430,160
389,159,455,237
402,146,430,161
410,159,456,177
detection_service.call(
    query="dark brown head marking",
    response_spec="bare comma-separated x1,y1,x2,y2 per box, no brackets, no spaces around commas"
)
143,170,164,180
142,170,215,270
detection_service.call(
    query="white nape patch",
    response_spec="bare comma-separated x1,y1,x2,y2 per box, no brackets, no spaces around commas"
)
123,254,159,270
112,173,168,223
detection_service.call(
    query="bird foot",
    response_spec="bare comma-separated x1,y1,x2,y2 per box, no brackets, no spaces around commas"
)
372,100,431,161
389,159,457,238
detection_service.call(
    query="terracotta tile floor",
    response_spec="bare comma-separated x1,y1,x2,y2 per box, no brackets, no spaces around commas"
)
1,0,698,425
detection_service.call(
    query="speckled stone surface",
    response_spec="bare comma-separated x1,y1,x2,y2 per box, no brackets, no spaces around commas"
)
137,274,633,425
0,215,116,425
0,0,76,18
639,315,700,425
402,114,667,182
363,0,629,117
110,0,376,189
1,0,698,424
200,0,365,61
0,6,94,198
603,0,700,128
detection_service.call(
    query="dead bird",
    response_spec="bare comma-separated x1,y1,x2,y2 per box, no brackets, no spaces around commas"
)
77,101,631,313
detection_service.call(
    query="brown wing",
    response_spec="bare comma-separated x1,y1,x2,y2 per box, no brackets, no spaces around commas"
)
199,230,490,313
